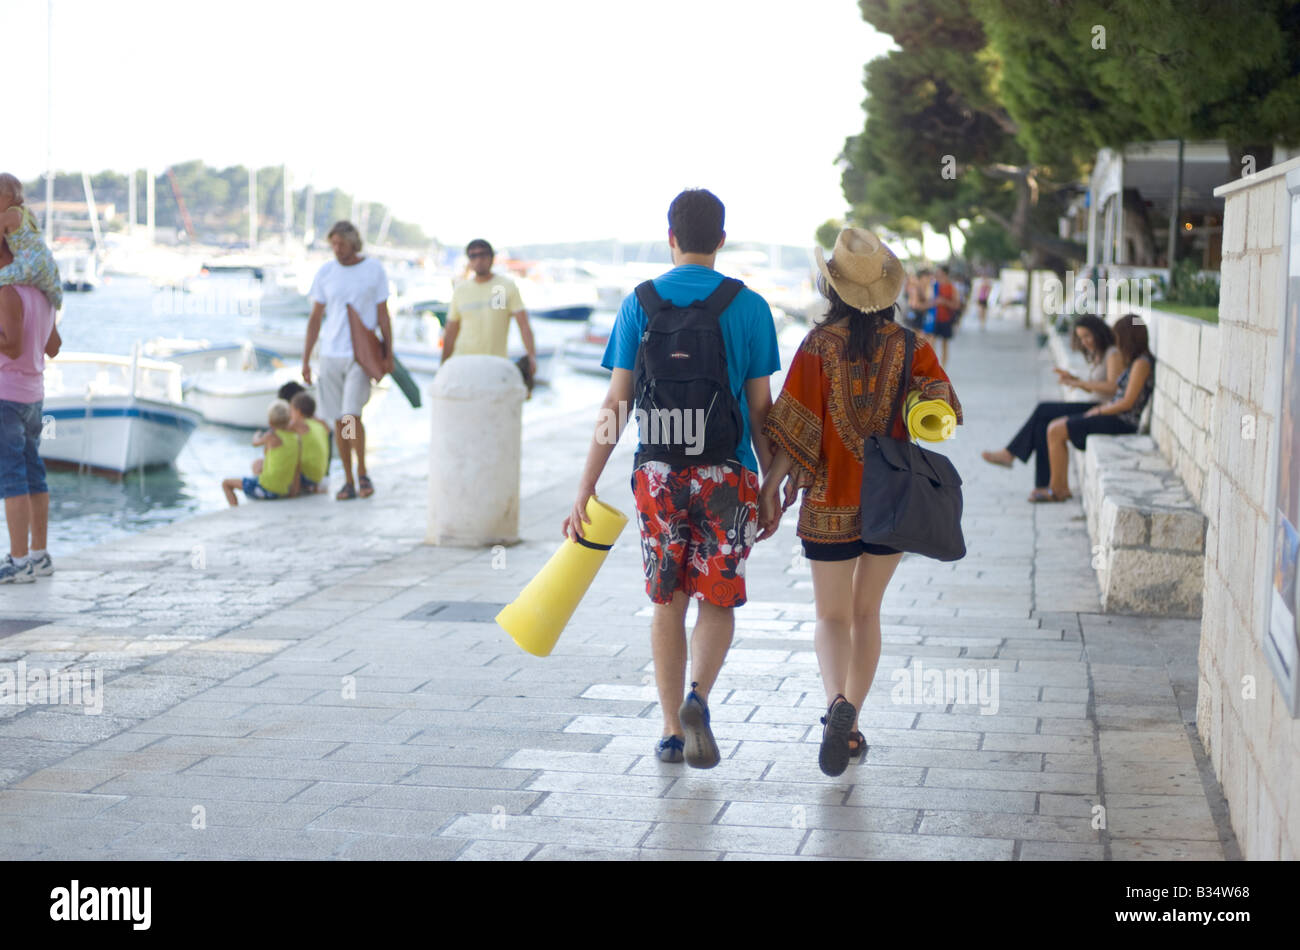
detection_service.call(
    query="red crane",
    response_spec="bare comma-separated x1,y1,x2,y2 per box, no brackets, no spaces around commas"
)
164,167,197,241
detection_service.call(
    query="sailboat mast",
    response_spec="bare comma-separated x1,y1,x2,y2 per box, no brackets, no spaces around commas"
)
44,0,54,237
248,166,258,250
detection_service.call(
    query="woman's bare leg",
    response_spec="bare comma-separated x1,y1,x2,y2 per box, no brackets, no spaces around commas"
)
846,552,904,730
810,558,856,705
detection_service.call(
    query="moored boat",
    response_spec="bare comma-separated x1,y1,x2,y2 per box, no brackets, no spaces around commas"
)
40,351,202,475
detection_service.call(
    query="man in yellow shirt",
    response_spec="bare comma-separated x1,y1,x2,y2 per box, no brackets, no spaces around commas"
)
442,238,537,376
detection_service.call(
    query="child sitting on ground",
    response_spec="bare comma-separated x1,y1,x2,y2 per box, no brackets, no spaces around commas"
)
0,172,63,312
289,391,331,493
221,398,301,506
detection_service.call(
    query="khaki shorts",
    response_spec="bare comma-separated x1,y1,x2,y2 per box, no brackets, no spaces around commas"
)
318,357,370,422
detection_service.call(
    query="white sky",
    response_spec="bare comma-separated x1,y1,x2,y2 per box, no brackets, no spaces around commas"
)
6,0,896,248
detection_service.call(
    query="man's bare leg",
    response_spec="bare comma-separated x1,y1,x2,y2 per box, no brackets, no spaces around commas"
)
652,592,689,737
689,600,735,705
5,495,31,557
29,491,48,551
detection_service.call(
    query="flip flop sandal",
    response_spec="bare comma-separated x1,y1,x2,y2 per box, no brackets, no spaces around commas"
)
848,731,869,760
358,474,375,498
1028,488,1073,503
336,482,357,500
655,735,685,763
819,694,856,777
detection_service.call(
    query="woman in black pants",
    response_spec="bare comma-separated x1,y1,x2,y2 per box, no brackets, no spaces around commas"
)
982,315,1122,492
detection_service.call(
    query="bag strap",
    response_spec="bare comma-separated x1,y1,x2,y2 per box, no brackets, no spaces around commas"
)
635,280,667,316
699,277,745,318
887,327,915,438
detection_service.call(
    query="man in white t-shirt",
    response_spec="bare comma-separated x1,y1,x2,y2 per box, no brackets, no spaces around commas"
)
303,221,392,500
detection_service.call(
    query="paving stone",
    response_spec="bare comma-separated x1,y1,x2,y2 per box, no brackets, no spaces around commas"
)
800,829,1014,860
532,792,724,824
918,810,1099,843
1110,839,1225,860
440,813,652,849
1019,841,1105,860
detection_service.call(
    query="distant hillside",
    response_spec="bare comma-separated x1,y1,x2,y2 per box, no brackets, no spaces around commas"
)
505,239,817,271
22,161,428,248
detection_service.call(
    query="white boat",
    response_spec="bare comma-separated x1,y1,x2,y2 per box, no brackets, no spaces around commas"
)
40,351,201,474
184,365,313,429
250,328,316,360
558,311,615,377
142,338,288,377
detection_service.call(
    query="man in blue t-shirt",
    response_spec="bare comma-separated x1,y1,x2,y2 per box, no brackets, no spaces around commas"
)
561,189,781,770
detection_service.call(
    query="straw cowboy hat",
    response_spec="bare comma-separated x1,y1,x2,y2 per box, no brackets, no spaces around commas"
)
815,227,904,313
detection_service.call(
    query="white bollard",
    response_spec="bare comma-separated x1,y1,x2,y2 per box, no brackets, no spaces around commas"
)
426,354,527,546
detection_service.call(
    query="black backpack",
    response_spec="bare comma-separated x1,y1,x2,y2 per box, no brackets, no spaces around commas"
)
631,277,745,467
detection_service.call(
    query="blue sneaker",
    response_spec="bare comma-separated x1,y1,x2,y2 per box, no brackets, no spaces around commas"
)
678,682,720,769
0,555,35,584
29,552,52,577
655,735,684,763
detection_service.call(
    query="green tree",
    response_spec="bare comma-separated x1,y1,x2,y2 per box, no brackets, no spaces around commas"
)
815,219,843,249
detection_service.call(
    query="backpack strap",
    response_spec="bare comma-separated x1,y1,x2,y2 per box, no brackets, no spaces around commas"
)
889,328,915,440
700,277,744,317
635,280,668,316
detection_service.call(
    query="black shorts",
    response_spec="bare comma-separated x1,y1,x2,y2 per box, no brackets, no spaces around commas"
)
803,539,901,561
930,320,954,339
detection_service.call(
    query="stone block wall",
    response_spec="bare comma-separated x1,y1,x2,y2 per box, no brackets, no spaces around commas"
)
1146,309,1219,511
1198,157,1300,860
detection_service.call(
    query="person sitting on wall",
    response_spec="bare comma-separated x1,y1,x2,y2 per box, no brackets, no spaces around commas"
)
985,314,1154,503
981,314,1124,490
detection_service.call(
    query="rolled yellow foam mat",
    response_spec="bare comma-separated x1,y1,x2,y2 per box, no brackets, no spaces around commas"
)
905,392,957,442
496,496,629,657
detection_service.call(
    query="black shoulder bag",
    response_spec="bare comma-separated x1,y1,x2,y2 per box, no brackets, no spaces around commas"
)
859,329,966,561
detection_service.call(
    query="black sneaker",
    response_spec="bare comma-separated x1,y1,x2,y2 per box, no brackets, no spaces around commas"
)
678,682,720,769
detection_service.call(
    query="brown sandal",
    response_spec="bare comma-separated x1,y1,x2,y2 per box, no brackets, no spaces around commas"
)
1028,488,1072,503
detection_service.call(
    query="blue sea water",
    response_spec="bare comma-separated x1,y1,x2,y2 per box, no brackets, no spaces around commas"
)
24,276,609,553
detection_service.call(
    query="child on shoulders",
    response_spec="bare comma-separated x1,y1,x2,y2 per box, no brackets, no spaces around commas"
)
0,172,64,312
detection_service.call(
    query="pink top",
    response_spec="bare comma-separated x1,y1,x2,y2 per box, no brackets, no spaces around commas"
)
0,285,55,403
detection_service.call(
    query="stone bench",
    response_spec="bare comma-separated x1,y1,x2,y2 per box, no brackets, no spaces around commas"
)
1079,435,1206,616
1045,327,1203,616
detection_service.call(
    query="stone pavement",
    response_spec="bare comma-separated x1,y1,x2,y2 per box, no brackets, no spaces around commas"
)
0,316,1238,860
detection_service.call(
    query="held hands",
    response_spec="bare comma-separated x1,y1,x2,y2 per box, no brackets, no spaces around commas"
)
756,467,811,542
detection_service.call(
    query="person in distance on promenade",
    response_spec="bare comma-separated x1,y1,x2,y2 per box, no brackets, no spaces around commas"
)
758,228,962,776
302,221,392,500
562,188,781,769
441,238,538,380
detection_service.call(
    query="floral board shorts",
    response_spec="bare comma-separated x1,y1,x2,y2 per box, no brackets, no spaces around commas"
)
631,460,759,607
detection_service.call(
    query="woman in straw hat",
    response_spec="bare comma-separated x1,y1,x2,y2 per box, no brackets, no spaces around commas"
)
757,228,962,777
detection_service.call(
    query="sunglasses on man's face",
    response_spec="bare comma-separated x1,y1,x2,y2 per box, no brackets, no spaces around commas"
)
468,251,492,259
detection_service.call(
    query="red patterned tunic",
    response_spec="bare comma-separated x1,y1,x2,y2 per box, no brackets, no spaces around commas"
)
763,322,962,543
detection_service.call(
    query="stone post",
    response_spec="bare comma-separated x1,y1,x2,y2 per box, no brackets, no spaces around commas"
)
426,355,527,546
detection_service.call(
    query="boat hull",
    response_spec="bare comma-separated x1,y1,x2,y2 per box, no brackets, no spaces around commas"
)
39,397,202,472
